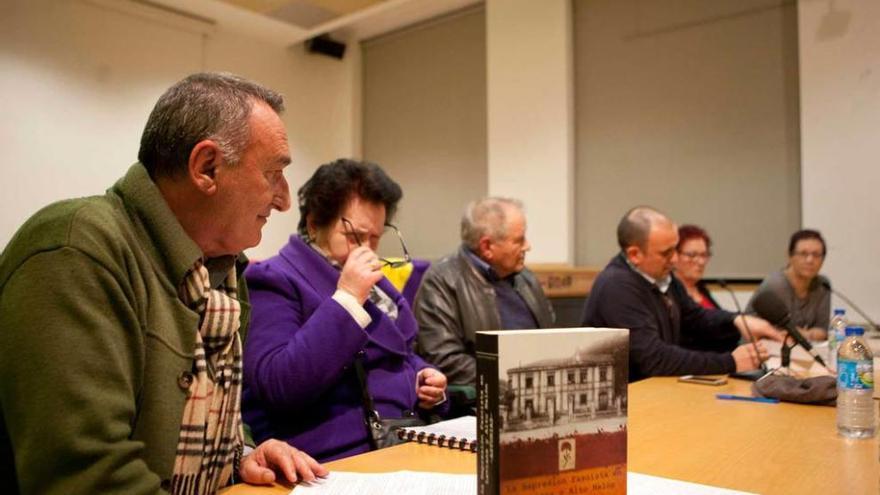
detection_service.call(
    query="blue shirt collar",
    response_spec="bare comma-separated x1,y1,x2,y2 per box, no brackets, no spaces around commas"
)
464,246,505,282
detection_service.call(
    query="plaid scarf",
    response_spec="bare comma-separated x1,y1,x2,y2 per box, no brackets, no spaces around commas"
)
170,260,244,494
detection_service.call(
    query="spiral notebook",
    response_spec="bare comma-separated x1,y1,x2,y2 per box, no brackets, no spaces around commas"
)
396,415,477,452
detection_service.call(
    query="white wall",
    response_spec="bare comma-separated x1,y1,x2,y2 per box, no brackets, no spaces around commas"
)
799,0,880,322
573,0,801,276
486,0,574,264
362,8,487,260
0,0,358,260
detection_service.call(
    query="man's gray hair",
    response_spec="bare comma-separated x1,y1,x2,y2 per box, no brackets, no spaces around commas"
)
617,205,669,250
461,197,524,249
138,72,285,179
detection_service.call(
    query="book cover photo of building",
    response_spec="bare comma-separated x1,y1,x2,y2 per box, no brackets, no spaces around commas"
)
477,327,628,495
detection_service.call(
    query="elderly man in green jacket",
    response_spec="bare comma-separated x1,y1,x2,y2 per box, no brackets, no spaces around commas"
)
0,73,327,494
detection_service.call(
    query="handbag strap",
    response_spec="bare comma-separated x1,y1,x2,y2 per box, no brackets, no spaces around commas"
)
353,355,383,447
353,355,378,415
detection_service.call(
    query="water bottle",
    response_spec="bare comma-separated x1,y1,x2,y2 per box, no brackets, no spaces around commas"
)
836,326,876,438
827,309,847,371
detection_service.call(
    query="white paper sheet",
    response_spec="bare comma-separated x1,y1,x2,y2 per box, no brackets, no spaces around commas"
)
762,338,832,376
628,472,757,494
293,470,756,495
292,471,475,495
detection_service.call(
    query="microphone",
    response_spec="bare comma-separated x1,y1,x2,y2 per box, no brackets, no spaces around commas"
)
750,289,826,368
821,280,879,334
717,280,767,373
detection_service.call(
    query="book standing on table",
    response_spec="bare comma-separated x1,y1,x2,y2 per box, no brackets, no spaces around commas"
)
477,328,629,495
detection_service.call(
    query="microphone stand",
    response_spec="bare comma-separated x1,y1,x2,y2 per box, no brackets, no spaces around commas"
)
750,283,831,379
718,280,768,379
780,339,793,368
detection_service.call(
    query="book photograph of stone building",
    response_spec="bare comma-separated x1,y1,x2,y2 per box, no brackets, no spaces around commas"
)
502,353,622,432
497,330,628,436
492,328,629,491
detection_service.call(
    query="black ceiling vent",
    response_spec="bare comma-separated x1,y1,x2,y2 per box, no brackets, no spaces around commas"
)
306,34,346,59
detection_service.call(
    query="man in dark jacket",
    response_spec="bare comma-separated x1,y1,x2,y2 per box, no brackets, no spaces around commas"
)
414,197,555,387
581,206,784,382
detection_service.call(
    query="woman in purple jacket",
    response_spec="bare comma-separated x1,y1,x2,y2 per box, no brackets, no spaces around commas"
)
242,159,448,462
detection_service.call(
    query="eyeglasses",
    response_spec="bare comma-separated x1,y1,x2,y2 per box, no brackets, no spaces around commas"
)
341,217,412,268
792,251,824,260
679,251,712,261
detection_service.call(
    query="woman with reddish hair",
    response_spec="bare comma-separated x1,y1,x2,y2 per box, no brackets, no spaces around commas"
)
673,224,719,309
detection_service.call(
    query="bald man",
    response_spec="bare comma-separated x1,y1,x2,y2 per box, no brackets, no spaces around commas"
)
581,206,784,382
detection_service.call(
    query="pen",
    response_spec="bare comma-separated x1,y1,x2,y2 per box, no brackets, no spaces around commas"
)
716,394,779,404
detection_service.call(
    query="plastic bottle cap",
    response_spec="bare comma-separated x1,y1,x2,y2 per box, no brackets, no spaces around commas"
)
833,309,846,315
845,326,864,336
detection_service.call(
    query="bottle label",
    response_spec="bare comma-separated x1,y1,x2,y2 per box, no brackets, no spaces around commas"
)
837,359,874,391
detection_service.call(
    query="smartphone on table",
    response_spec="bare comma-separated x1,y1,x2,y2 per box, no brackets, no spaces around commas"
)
678,375,727,386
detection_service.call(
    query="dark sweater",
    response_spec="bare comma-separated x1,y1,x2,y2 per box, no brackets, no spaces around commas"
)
463,249,538,330
582,254,740,382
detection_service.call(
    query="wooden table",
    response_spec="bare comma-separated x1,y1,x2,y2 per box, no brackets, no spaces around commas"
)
223,377,878,494
628,377,877,494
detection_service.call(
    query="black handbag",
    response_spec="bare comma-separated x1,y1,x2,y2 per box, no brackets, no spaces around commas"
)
354,357,426,450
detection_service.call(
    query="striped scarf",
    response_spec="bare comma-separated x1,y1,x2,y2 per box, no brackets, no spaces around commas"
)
171,260,244,494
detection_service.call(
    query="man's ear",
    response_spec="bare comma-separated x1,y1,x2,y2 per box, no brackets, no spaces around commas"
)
188,140,222,195
624,245,643,265
477,236,494,261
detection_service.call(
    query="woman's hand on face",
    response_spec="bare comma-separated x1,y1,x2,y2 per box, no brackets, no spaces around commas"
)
337,246,384,304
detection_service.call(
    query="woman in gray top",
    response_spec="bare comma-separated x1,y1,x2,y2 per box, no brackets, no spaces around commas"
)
747,229,831,341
